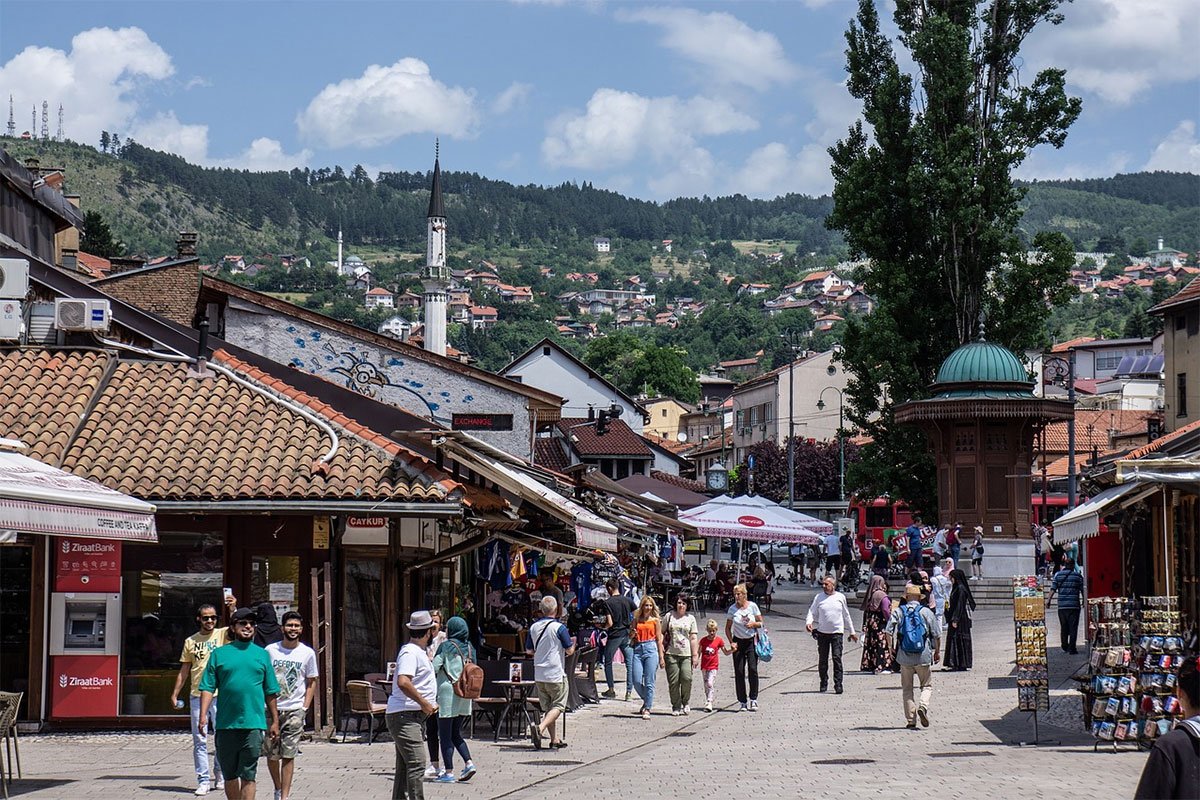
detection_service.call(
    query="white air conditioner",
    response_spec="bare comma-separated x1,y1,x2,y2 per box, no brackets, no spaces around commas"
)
0,300,22,340
54,298,111,332
0,259,30,300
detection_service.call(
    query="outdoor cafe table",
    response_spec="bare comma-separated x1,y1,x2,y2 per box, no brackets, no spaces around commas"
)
491,680,539,742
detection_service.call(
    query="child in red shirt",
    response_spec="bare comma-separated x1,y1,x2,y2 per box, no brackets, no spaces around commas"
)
698,619,732,712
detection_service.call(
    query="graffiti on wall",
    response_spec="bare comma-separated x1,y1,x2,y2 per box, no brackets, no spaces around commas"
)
284,326,480,425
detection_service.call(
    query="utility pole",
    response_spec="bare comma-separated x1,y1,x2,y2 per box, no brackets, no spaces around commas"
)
1067,348,1077,509
782,329,803,509
818,387,846,502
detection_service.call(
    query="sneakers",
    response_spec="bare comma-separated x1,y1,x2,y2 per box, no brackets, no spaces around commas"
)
819,685,828,693
671,708,681,716
530,723,543,750
738,702,748,712
748,700,759,712
640,710,650,721
918,707,930,728
213,779,224,791
459,764,477,782
682,705,690,715
275,791,283,800
195,785,209,797
835,687,844,695
624,690,633,702
906,721,918,729
435,771,457,783
704,702,713,712
601,689,617,699
424,764,441,779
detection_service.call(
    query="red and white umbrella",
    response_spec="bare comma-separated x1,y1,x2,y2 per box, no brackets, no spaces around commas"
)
679,494,828,545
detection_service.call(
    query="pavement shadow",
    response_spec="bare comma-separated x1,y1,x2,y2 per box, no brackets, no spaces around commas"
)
137,787,195,795
5,779,77,796
977,704,1097,749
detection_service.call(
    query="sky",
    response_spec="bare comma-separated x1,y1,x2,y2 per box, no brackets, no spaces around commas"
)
1,0,1197,201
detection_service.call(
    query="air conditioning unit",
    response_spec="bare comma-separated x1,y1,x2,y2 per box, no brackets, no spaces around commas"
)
0,259,29,300
0,300,22,340
740,426,754,436
54,298,111,332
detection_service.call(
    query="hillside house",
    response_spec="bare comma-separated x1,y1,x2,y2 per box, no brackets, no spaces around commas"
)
496,283,533,303
662,239,673,253
738,283,772,297
814,314,844,332
365,287,394,309
378,314,413,340
798,270,844,296
1148,238,1186,268
468,305,498,330
593,237,611,253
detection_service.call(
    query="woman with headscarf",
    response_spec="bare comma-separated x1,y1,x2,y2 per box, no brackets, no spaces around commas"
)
431,616,477,782
859,575,893,674
252,602,283,648
944,569,977,671
930,566,952,631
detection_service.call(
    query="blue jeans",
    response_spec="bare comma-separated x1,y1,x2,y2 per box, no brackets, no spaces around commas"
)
629,641,659,710
603,634,634,693
189,696,222,784
948,544,961,564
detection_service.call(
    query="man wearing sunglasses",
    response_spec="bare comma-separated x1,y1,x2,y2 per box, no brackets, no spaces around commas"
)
199,607,281,800
172,595,238,796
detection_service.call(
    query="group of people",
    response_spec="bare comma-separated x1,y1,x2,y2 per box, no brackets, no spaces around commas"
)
170,596,319,800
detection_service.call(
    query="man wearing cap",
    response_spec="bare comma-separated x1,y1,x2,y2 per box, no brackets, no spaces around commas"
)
885,585,941,729
386,611,439,800
198,607,281,800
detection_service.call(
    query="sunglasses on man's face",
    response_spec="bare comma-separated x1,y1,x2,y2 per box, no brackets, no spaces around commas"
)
234,620,257,627
199,616,218,621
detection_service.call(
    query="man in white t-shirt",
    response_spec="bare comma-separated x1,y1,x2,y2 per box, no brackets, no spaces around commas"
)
805,574,858,694
526,596,575,750
387,611,438,800
263,612,318,800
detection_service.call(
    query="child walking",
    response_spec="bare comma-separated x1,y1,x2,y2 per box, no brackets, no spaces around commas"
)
698,619,732,712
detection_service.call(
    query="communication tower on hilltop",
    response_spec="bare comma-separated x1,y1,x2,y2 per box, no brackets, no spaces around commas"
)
56,105,64,141
6,96,14,138
40,101,48,140
31,105,36,136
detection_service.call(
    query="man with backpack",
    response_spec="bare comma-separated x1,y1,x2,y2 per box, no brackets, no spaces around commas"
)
885,585,941,729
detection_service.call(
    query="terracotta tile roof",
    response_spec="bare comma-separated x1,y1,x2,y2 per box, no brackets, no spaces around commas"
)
642,433,692,454
534,438,571,473
1041,409,1156,454
1123,418,1200,460
1050,336,1096,352
557,417,653,457
76,251,112,279
0,348,466,505
649,470,707,494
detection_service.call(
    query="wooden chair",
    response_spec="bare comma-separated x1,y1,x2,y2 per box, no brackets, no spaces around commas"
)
341,681,387,744
0,691,22,798
363,672,389,706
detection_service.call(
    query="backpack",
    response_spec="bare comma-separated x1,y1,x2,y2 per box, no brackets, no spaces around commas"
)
898,605,928,655
445,641,484,699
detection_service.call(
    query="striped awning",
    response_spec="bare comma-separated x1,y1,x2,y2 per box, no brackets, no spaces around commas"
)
1052,482,1157,544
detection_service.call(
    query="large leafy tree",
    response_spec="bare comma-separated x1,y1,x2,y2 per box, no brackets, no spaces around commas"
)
583,332,700,403
731,438,862,502
79,210,123,258
828,0,1082,515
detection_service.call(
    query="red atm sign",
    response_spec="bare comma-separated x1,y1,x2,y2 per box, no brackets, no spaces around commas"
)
451,414,514,431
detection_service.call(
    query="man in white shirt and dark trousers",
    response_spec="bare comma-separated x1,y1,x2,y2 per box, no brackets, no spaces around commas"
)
805,575,858,694
386,611,439,800
885,585,941,729
263,611,319,800
527,596,575,750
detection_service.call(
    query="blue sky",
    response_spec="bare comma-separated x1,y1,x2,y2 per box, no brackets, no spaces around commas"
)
1,1,1196,200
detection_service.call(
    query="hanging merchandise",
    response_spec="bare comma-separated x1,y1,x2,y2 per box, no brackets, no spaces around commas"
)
1012,576,1050,726
480,540,512,589
510,548,527,581
1130,596,1185,745
571,562,593,611
1085,596,1136,749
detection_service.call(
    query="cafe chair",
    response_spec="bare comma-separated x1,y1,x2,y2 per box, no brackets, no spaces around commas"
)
0,691,22,798
470,661,509,738
342,680,387,744
363,672,389,706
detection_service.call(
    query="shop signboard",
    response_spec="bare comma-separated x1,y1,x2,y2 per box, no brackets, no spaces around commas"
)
50,654,119,717
54,537,121,592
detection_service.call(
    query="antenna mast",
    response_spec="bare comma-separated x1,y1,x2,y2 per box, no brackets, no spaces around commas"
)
5,96,13,138
56,104,64,141
40,100,48,140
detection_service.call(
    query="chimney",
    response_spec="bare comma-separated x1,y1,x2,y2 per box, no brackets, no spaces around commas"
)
62,248,78,273
587,406,595,421
177,231,198,258
24,156,39,177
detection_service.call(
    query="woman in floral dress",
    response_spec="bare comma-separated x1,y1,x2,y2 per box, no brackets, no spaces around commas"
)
859,575,893,673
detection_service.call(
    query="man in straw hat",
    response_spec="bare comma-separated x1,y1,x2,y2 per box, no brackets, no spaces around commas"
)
386,611,439,800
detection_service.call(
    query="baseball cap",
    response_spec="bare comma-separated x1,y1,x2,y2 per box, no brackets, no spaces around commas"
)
230,607,257,623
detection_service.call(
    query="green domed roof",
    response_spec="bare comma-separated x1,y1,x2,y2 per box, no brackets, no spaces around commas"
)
932,341,1033,399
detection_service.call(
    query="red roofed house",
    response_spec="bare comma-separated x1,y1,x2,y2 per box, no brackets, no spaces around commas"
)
468,305,498,330
365,287,394,309
798,270,844,296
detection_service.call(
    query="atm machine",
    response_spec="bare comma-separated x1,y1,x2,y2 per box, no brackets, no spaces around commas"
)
49,537,122,718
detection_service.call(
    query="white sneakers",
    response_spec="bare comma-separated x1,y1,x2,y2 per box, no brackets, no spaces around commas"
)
682,705,690,715
738,702,747,712
424,764,441,779
749,700,759,712
671,709,681,716
704,702,713,712
194,785,209,797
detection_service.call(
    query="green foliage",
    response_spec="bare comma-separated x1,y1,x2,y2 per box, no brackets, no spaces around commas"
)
583,332,700,403
828,0,1081,517
730,438,861,502
79,210,122,258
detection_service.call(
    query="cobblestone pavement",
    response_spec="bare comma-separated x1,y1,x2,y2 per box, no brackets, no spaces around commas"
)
8,583,1149,799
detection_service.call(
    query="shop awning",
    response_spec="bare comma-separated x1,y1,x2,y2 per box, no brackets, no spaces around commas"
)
679,495,825,545
437,435,619,551
0,450,157,543
1052,482,1158,543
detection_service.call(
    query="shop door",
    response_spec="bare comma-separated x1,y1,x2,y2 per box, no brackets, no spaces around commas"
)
0,545,31,717
249,555,302,623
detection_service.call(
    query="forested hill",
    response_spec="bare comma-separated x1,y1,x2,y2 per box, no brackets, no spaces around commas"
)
4,138,1197,262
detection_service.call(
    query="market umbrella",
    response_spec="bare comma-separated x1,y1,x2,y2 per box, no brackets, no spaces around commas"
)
679,495,828,545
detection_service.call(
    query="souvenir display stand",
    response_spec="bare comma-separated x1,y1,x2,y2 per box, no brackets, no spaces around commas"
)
1013,576,1049,742
1085,597,1137,751
1131,596,1185,749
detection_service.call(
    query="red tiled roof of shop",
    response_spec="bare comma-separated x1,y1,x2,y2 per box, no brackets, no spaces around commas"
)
1041,409,1157,454
1050,336,1096,352
76,251,112,279
0,349,114,465
649,470,707,494
1150,277,1200,314
556,417,653,457
534,438,572,473
1123,418,1200,460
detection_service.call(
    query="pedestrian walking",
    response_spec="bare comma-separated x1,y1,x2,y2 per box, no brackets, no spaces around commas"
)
823,531,841,579
930,566,952,631
198,607,281,800
725,583,764,711
664,595,699,715
1134,655,1200,799
698,619,731,712
946,523,962,564
905,516,924,571
805,574,858,694
838,529,854,582
252,602,284,648
422,610,445,780
431,616,477,782
386,611,438,800
943,569,976,671
629,595,666,720
807,542,822,586
870,539,891,578
1048,559,1085,654
170,597,236,796
528,596,575,744
263,612,318,800
538,568,566,618
885,585,941,729
969,526,985,580
599,579,636,701
859,575,893,674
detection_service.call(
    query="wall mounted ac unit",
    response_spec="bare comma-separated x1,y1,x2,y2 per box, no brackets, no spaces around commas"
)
54,298,111,332
0,258,30,300
0,300,22,340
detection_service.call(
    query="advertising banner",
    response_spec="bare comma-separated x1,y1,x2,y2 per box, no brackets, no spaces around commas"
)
54,537,122,592
50,655,119,718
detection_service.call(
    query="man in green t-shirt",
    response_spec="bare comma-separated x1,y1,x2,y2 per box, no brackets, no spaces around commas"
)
199,607,281,800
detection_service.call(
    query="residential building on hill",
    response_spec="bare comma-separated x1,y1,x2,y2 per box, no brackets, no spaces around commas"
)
365,287,394,309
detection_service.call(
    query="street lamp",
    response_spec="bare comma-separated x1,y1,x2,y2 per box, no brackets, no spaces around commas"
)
781,329,805,509
817,386,846,502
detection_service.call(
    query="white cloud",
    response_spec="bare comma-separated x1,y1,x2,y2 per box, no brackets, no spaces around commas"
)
1144,120,1200,173
0,26,172,142
213,137,314,172
617,7,797,91
729,142,832,197
1027,0,1200,105
1014,149,1132,181
131,112,209,163
542,88,756,171
492,82,532,115
296,58,478,148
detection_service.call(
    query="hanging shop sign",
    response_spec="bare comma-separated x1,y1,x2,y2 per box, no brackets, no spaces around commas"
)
451,414,514,431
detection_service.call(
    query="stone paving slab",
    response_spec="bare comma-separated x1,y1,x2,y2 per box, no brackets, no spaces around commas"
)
4,585,1150,799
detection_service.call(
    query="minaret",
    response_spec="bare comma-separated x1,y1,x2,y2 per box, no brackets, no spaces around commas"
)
421,141,450,356
337,228,344,275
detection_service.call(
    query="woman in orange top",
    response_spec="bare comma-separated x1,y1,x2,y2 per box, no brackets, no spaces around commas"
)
629,596,666,720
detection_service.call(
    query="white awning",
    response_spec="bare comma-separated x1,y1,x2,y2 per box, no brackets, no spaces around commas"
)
1052,482,1157,544
0,451,157,543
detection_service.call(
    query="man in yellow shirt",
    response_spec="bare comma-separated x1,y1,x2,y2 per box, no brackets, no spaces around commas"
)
171,596,236,796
